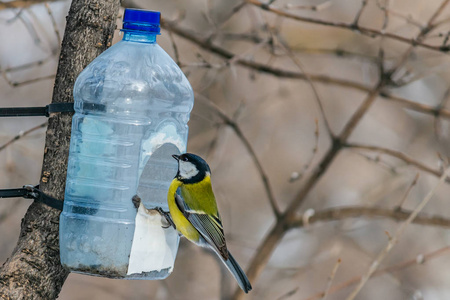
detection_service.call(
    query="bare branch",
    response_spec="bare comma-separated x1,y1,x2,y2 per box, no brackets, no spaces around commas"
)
290,118,319,182
390,0,450,77
3,74,56,87
285,1,332,11
276,287,299,300
205,1,248,41
346,143,445,181
396,173,420,208
245,0,450,53
45,3,61,48
379,5,424,29
2,55,53,73
434,88,450,138
381,91,450,119
289,205,450,229
277,34,334,137
346,168,450,300
159,19,450,124
304,245,450,300
321,259,342,300
0,0,51,10
168,30,181,66
196,94,281,218
204,124,223,160
0,122,47,152
352,0,368,27
338,81,384,142
18,11,42,47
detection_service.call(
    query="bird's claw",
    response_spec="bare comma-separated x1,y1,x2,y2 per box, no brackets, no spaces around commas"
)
131,196,176,229
155,207,176,230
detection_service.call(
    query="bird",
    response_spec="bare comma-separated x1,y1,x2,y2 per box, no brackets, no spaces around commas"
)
167,153,252,293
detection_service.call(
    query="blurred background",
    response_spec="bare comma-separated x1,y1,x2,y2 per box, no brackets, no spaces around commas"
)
1,0,450,299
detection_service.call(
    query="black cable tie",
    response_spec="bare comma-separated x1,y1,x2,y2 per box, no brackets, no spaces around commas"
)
0,185,63,210
46,103,75,116
0,102,74,117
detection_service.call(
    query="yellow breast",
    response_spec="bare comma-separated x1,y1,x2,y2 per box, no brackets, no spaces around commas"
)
167,178,201,242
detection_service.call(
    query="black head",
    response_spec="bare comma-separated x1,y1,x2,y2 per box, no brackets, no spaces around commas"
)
172,153,211,183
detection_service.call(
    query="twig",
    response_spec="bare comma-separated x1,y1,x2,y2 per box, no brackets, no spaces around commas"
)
2,55,52,73
395,173,420,208
381,7,424,28
285,1,332,11
276,287,299,300
390,0,450,78
205,1,247,41
346,143,446,181
355,151,399,174
433,88,450,138
204,124,222,161
377,0,390,32
277,34,334,138
219,32,380,62
338,82,384,142
221,1,247,24
203,0,216,28
196,94,281,218
303,245,450,300
352,0,368,27
345,167,450,300
290,47,379,63
45,2,61,47
168,30,181,66
290,118,319,182
289,205,450,229
0,122,47,152
381,91,450,119
3,74,56,87
0,0,50,10
16,11,42,46
321,259,342,300
227,37,270,65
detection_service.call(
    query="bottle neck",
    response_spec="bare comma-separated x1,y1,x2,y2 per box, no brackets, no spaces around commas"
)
122,30,157,43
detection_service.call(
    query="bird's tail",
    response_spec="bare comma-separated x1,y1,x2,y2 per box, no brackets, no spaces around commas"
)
222,251,252,293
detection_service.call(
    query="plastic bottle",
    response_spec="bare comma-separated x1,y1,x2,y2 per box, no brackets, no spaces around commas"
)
59,9,194,279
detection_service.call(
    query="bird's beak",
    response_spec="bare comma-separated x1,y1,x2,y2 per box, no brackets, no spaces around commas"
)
172,154,180,161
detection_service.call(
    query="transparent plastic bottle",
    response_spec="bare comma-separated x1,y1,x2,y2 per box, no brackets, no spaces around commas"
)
59,9,194,279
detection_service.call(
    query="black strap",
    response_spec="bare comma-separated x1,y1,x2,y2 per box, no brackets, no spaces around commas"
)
0,185,63,210
0,103,74,117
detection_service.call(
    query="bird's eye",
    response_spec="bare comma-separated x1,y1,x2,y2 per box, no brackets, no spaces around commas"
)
183,156,189,162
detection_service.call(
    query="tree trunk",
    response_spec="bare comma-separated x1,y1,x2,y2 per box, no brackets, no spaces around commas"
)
0,0,120,298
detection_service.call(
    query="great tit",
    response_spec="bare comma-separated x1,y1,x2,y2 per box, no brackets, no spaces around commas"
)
167,153,252,293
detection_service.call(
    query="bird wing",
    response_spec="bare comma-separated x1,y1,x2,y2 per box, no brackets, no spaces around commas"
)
175,193,228,260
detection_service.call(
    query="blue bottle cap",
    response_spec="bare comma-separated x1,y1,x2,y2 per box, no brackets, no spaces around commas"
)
123,9,161,34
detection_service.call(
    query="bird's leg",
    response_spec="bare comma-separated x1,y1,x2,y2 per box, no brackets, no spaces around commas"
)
155,207,176,230
132,195,141,209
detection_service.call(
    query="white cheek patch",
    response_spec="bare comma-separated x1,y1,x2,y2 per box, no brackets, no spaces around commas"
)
179,161,199,179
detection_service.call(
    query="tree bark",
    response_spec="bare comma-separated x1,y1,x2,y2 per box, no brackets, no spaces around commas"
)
0,0,120,299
